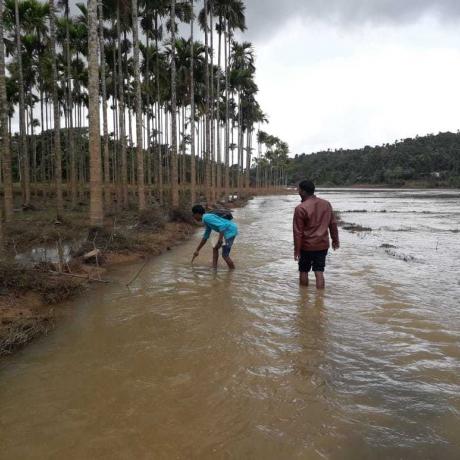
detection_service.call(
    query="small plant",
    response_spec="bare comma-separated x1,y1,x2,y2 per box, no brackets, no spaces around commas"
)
169,208,194,224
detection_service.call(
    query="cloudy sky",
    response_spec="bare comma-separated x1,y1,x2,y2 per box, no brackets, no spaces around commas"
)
240,0,460,155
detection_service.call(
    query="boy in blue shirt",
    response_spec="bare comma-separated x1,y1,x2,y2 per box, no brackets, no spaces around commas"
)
191,205,238,269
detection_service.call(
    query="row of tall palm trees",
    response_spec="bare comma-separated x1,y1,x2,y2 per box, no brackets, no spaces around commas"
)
0,0,289,228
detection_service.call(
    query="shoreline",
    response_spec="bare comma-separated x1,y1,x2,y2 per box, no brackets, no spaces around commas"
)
316,183,459,190
0,197,251,358
0,221,195,358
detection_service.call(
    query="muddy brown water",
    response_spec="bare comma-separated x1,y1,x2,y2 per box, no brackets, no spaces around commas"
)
1,190,459,459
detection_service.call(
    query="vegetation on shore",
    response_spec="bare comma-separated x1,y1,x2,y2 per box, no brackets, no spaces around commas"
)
0,0,288,239
286,131,460,188
0,206,192,357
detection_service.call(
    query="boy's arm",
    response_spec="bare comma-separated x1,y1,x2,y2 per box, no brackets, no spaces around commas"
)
192,237,208,262
192,222,211,261
215,231,225,248
195,237,208,253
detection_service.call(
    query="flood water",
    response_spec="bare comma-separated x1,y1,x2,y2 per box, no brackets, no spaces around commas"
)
1,190,459,459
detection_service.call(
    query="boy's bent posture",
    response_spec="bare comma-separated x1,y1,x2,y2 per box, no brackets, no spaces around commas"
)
192,205,238,269
293,180,340,289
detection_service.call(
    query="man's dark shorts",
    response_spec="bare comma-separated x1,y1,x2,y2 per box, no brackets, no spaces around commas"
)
299,249,328,273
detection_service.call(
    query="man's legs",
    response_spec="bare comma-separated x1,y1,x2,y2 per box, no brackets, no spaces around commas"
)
299,272,309,286
299,250,327,289
314,271,325,289
298,250,311,286
312,250,328,289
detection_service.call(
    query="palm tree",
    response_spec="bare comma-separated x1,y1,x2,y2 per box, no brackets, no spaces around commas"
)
242,98,265,188
0,0,13,222
14,0,30,206
0,0,278,227
58,0,77,207
199,0,211,204
88,0,103,226
116,0,128,208
98,0,111,207
170,0,179,208
49,0,64,217
189,0,195,203
214,0,246,197
131,0,146,209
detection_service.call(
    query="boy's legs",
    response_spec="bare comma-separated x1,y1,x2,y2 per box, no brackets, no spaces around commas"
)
223,255,235,270
222,237,236,270
212,246,219,269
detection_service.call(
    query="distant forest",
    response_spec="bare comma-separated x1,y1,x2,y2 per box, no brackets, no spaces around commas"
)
285,131,460,188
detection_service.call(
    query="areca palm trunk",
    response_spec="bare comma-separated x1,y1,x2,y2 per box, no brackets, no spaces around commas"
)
216,15,223,199
64,1,77,208
132,0,145,210
190,0,196,204
0,205,3,252
237,95,243,193
117,3,128,208
49,0,64,217
14,0,30,206
88,0,103,227
224,20,230,197
203,0,211,204
170,0,179,208
0,0,13,222
154,16,163,204
98,0,111,208
210,5,216,202
245,127,251,188
145,34,152,192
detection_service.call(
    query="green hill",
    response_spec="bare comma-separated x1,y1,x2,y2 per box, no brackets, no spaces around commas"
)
286,131,460,188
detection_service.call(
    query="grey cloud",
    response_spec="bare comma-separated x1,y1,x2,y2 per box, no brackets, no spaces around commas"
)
244,0,460,39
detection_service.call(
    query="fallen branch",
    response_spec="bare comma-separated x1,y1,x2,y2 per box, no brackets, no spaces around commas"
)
126,258,150,287
48,271,111,284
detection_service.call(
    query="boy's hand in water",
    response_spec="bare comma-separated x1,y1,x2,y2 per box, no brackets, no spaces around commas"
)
332,241,340,250
192,251,199,263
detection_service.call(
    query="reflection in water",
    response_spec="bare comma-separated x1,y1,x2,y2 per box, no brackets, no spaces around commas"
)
0,191,459,459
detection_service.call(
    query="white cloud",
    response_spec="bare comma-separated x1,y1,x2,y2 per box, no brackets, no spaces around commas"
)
253,17,460,154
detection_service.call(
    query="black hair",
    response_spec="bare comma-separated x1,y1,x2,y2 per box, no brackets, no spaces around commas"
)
192,204,206,215
298,180,315,195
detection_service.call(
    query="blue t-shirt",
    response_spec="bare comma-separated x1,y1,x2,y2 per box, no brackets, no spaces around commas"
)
202,213,238,240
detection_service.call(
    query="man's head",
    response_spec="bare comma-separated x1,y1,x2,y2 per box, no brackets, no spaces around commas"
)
298,180,315,200
192,204,206,222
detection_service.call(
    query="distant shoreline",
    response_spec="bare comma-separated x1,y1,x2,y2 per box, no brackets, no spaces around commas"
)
313,183,460,191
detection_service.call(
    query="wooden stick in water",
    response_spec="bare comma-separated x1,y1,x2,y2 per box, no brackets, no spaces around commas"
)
126,258,150,287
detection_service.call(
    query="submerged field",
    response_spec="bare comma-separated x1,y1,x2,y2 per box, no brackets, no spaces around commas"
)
0,190,459,459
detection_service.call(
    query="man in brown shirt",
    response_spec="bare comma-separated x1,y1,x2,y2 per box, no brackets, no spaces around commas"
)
293,180,340,289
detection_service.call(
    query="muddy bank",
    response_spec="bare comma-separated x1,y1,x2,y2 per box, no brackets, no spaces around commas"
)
0,198,251,357
0,221,194,357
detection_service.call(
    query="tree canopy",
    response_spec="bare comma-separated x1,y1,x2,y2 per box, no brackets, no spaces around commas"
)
286,132,460,188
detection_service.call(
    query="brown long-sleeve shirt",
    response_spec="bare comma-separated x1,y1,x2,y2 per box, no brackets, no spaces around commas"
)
293,195,339,253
